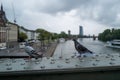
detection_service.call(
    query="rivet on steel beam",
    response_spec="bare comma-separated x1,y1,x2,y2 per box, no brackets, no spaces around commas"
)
12,60,16,63
106,56,109,58
79,57,83,60
6,63,11,66
6,67,12,70
71,56,75,58
111,55,114,58
92,63,97,66
47,57,50,59
66,61,70,63
109,62,115,65
51,59,55,61
50,61,55,64
24,67,29,69
57,65,62,68
35,62,40,64
107,54,110,56
35,59,41,62
40,66,45,69
96,59,100,62
24,58,27,60
111,58,115,61
25,60,29,62
83,55,87,58
21,63,25,65
59,56,62,59
80,60,84,62
65,58,69,61
92,57,96,59
96,54,99,57
75,64,79,67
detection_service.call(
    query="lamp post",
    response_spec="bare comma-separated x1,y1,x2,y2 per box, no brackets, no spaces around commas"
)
5,23,11,53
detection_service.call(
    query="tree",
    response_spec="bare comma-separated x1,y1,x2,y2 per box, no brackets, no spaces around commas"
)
51,33,59,40
36,28,52,40
19,32,27,42
58,31,68,38
36,28,53,48
98,29,120,42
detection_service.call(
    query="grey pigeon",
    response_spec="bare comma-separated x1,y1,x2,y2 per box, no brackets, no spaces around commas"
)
73,39,93,57
24,42,43,59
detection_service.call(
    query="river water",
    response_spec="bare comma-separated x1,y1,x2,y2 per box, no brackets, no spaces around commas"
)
53,38,120,58
78,38,120,54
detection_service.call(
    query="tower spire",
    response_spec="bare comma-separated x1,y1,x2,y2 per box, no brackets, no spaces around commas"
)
1,3,3,11
12,2,16,23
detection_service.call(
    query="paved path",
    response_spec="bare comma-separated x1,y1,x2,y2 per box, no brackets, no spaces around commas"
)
0,42,58,58
44,42,58,57
53,40,76,59
53,40,96,59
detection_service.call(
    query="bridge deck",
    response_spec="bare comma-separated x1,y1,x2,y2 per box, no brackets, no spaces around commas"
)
0,40,120,80
0,53,120,75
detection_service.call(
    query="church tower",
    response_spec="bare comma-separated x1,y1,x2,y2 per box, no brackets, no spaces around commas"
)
0,4,8,45
1,3,3,11
0,4,7,26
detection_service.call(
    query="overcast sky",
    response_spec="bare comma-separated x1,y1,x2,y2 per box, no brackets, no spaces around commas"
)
1,0,120,35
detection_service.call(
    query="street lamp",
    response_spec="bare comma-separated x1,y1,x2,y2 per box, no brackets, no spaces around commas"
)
5,23,11,53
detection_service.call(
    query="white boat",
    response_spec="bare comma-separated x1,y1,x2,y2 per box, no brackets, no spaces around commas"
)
59,38,65,43
106,40,120,49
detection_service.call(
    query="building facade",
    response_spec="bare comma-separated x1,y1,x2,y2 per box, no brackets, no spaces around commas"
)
19,27,39,41
0,4,38,48
6,22,18,48
7,22,18,42
79,26,83,37
0,4,8,48
0,4,18,48
34,32,39,40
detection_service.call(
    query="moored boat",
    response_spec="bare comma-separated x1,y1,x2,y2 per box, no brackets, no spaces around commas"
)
106,40,120,49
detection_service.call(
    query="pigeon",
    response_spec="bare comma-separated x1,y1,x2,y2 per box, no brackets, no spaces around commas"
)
73,39,93,57
24,42,43,59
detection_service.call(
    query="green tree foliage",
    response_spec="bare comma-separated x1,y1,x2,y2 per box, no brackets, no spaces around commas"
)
36,29,68,41
36,28,53,41
98,28,120,41
51,33,59,40
19,32,27,42
58,31,68,38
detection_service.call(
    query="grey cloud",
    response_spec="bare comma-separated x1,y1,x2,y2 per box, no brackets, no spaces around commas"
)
35,0,120,27
34,0,93,14
95,0,120,27
1,0,120,27
73,0,120,27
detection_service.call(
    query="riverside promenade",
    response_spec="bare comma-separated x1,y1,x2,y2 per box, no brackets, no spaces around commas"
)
0,41,58,58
